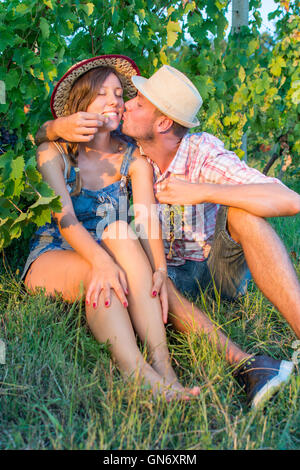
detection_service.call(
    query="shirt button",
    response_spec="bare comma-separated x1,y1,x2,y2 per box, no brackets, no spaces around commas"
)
98,208,107,217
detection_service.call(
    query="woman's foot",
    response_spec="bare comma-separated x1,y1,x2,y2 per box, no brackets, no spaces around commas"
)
153,381,201,402
147,353,201,401
163,386,201,402
122,358,200,402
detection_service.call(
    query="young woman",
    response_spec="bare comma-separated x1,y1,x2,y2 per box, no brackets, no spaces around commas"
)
22,55,200,400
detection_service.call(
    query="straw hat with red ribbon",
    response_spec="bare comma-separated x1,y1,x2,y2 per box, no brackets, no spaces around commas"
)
50,54,140,118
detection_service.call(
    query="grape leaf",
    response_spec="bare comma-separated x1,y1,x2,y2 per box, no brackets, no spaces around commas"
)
10,156,25,181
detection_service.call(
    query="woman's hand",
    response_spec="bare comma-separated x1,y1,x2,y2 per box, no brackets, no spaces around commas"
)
85,257,128,309
152,269,169,324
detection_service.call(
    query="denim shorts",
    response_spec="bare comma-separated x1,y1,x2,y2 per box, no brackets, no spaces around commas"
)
167,206,251,301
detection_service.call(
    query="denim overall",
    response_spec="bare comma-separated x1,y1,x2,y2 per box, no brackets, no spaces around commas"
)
21,142,135,280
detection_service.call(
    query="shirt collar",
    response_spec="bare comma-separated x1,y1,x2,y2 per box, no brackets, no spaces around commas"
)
167,135,189,175
142,134,189,181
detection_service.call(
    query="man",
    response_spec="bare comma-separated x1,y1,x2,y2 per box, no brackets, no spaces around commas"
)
35,64,300,409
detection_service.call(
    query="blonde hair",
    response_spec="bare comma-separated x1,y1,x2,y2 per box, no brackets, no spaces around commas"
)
64,66,122,196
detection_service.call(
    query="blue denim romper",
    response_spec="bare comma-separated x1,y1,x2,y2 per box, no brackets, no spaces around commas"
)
21,141,135,280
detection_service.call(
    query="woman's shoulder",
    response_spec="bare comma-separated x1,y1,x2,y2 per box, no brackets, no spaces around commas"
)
128,147,153,177
36,140,66,172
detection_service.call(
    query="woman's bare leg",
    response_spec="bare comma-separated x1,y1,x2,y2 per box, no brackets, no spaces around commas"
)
101,221,199,395
25,249,197,399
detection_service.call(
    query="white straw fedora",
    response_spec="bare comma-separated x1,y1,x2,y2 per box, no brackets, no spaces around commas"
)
131,65,202,128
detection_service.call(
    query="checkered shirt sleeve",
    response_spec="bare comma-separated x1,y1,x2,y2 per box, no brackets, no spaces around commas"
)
197,133,283,186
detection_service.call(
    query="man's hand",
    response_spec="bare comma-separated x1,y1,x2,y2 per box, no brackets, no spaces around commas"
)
35,112,109,146
53,112,109,142
156,176,205,205
157,177,300,218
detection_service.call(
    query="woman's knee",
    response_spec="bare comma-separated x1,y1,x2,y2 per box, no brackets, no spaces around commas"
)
102,220,137,242
102,221,148,260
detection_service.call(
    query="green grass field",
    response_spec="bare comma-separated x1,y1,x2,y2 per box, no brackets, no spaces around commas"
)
0,177,299,450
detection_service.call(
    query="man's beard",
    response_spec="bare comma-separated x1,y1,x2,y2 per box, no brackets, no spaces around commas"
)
121,122,155,142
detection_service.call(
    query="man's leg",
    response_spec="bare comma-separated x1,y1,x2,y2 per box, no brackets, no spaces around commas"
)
227,207,300,338
166,278,250,365
166,206,253,366
165,207,296,408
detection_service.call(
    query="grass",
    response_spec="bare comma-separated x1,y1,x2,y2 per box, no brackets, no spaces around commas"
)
0,177,299,450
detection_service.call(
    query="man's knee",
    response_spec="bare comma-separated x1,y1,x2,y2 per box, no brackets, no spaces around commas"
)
227,207,265,244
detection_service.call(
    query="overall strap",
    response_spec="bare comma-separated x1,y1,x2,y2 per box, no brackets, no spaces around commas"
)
119,143,135,194
120,143,135,177
52,141,69,180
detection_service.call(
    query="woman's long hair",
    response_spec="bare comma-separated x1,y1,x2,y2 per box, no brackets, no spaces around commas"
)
63,66,122,196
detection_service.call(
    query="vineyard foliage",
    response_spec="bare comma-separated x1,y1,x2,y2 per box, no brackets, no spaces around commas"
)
0,0,299,249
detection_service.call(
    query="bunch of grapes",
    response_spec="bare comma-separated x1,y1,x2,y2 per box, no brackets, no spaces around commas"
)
0,126,18,154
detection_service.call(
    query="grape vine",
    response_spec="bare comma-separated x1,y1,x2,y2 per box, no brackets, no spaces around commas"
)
0,0,299,250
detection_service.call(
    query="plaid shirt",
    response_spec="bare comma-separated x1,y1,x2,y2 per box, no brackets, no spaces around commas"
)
147,132,281,266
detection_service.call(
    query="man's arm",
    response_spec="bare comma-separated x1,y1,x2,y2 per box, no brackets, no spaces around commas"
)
35,120,60,146
34,112,108,146
156,133,300,218
156,179,300,218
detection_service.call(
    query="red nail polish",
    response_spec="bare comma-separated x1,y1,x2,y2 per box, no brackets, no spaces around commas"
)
152,291,157,297
93,302,96,308
86,300,90,305
123,301,128,308
105,301,110,307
